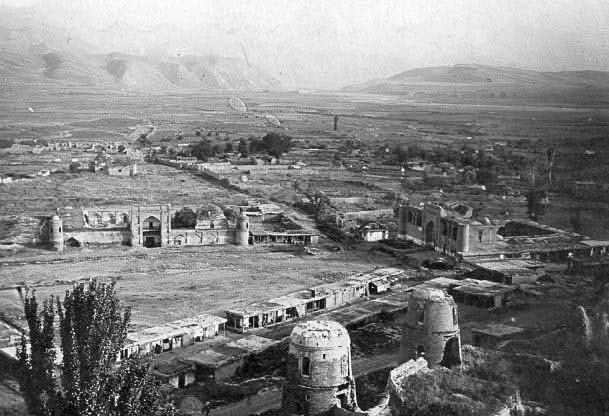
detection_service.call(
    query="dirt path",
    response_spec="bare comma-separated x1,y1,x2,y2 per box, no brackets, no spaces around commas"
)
208,352,399,416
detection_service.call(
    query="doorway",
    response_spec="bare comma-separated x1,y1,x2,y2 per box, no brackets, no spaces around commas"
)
439,337,461,368
425,221,435,246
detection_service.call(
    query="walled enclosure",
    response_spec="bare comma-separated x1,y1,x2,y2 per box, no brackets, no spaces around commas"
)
47,203,316,250
281,320,358,416
400,287,461,368
398,204,501,256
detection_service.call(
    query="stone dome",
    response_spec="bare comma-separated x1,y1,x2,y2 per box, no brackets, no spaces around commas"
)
410,287,455,304
196,204,225,220
290,320,350,349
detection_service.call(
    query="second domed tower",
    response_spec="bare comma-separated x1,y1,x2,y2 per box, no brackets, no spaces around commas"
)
401,287,461,368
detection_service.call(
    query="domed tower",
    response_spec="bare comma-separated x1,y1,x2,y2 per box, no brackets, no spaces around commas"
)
49,215,64,251
401,287,461,368
281,320,358,416
235,212,249,246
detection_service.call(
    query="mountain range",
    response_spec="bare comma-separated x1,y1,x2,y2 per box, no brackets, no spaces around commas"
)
0,6,280,92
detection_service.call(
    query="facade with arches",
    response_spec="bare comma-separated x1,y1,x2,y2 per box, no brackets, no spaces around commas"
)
398,202,502,257
48,203,317,250
397,201,604,260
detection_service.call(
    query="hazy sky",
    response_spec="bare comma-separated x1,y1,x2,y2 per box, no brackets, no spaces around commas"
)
2,0,609,89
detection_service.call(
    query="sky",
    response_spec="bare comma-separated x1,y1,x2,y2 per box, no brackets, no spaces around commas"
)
1,0,608,89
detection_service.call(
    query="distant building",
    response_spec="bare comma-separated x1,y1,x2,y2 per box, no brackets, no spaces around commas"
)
355,222,389,242
397,201,609,260
47,202,317,250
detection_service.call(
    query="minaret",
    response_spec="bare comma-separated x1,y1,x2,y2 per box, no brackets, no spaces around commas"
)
235,212,250,246
50,214,64,251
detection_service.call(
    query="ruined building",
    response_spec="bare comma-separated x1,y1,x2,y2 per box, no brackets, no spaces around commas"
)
397,201,608,259
400,287,461,368
47,203,317,250
281,320,359,416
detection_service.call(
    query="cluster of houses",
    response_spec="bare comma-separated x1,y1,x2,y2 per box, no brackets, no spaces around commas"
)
40,141,127,154
225,267,406,332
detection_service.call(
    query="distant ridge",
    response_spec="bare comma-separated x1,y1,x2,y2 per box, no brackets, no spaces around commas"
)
344,64,609,91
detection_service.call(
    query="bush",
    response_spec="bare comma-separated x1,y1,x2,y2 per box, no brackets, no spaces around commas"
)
172,207,197,228
191,140,215,161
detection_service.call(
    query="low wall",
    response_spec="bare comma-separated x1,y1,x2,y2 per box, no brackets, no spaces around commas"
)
66,230,131,246
169,229,235,246
342,209,394,220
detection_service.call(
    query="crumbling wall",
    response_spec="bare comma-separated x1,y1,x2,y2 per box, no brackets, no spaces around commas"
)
65,230,131,246
387,358,430,410
400,288,461,367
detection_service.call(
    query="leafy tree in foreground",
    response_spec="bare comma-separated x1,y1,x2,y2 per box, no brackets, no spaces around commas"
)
17,281,181,416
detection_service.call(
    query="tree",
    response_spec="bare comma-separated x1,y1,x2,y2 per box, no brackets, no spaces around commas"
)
261,132,293,158
544,144,558,185
237,138,249,157
526,188,546,220
225,142,233,153
17,295,57,416
17,281,181,416
476,167,497,188
191,140,215,161
0,138,15,149
570,209,583,233
172,207,197,229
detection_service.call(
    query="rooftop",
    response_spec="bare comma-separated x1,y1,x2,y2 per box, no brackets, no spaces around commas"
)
453,279,516,296
471,324,525,338
126,314,227,345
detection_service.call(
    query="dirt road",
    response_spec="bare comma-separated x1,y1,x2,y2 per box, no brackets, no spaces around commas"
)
208,352,399,416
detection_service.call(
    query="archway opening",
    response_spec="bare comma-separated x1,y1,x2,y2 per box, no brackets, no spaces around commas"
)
424,221,435,246
439,337,461,368
302,357,310,376
66,237,80,248
143,216,161,248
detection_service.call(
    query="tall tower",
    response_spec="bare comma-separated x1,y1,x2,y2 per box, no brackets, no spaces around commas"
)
281,320,358,416
400,287,461,368
235,212,249,246
398,205,407,239
50,215,64,251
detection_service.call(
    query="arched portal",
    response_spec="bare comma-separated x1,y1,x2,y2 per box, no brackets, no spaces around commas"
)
439,337,461,368
424,221,435,246
142,216,161,247
65,237,81,248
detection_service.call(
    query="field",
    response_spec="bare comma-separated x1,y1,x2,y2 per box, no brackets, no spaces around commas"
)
0,245,396,330
1,85,608,327
0,81,608,416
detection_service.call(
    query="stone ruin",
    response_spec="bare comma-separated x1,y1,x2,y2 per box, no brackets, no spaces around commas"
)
281,320,360,416
400,287,461,368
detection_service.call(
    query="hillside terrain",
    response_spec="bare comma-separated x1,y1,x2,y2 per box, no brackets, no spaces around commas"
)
345,64,609,105
0,6,279,92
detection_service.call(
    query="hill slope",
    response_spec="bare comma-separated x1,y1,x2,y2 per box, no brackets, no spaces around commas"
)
344,64,609,105
0,6,280,92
